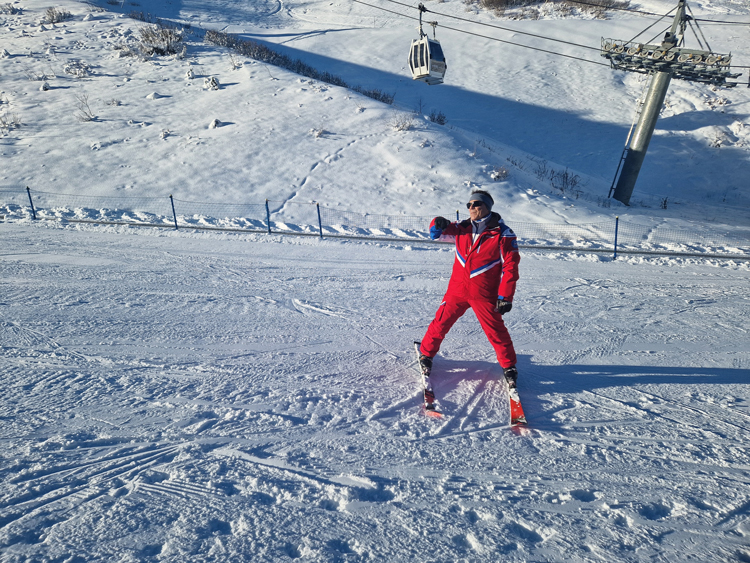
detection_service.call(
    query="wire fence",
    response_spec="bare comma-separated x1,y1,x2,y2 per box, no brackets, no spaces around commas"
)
2,188,749,259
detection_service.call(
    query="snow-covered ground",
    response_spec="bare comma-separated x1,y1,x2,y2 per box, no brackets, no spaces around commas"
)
1,221,749,562
2,0,750,560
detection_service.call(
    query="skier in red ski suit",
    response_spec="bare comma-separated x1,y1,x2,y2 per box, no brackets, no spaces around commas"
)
418,190,521,383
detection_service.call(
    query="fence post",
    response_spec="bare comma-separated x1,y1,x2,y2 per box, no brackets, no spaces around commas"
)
26,187,37,220
169,195,178,229
265,199,271,234
316,203,323,239
613,216,619,260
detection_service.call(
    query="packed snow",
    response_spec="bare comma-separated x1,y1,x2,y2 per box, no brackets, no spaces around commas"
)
1,0,750,561
2,222,749,562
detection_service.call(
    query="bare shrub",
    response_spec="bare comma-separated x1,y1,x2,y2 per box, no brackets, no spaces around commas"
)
506,156,525,171
480,0,510,10
129,11,154,23
479,0,629,18
491,166,510,181
352,86,394,105
549,168,580,193
530,157,548,181
75,92,95,122
44,7,71,24
0,112,22,134
113,44,137,58
24,67,51,81
138,23,183,56
553,2,574,16
566,0,630,9
203,76,220,90
428,110,447,125
1,3,20,14
229,54,242,70
63,60,89,78
390,113,414,132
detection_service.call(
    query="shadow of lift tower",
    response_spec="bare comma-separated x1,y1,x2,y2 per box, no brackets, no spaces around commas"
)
602,0,741,206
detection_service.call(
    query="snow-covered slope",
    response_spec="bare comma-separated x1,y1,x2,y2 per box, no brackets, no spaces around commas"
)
1,221,749,562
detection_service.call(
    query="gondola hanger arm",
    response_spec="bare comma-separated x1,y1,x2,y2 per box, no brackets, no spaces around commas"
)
415,2,438,39
429,21,438,39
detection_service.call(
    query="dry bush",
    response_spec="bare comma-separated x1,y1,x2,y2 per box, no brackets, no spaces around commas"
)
390,113,414,132
1,3,20,14
75,92,95,122
0,112,22,133
138,23,183,56
491,166,510,181
549,167,580,194
203,76,220,90
44,7,71,24
113,43,137,58
63,60,89,78
428,110,447,125
480,0,629,17
228,54,242,70
479,0,511,11
566,0,630,9
24,66,51,81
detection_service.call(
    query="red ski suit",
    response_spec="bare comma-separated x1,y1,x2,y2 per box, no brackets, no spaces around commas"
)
420,212,520,368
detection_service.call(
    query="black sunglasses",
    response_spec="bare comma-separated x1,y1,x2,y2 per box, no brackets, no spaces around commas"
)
466,201,485,209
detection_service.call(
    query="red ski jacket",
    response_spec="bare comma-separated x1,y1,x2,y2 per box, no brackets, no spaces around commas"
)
430,212,520,303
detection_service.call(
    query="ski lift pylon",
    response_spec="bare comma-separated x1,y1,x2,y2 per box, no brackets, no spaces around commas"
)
408,3,446,85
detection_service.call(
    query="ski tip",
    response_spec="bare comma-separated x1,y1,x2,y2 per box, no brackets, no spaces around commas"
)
422,405,443,419
511,418,528,427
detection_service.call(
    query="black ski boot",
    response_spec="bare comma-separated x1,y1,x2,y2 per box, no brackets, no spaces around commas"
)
503,366,518,389
418,354,433,378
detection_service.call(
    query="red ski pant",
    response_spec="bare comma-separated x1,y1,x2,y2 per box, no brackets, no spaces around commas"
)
420,298,517,368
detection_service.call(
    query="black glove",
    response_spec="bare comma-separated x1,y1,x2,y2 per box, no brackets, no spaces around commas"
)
433,216,450,230
496,300,512,315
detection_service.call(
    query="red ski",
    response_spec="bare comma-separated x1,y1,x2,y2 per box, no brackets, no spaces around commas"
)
502,367,527,426
507,385,527,426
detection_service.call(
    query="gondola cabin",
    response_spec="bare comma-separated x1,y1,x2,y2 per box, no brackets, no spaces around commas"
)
409,36,446,85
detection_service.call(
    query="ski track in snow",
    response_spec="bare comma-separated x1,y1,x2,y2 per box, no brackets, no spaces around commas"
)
1,221,749,562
